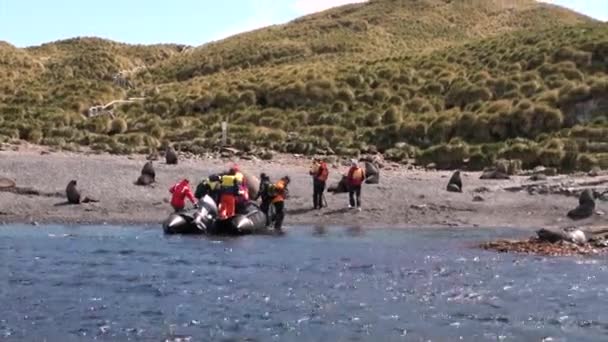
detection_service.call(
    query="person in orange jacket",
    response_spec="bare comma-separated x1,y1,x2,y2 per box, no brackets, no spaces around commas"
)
169,179,198,212
346,159,365,211
309,158,329,210
270,176,290,231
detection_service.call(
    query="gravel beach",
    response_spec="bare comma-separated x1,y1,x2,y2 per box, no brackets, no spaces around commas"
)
1,145,606,230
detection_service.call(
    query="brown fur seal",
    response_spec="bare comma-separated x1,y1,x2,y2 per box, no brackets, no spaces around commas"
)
537,227,587,245
135,161,156,186
328,175,349,194
136,174,155,186
447,171,462,193
567,189,595,220
142,161,155,179
66,180,99,204
165,146,178,165
480,169,510,180
66,180,81,204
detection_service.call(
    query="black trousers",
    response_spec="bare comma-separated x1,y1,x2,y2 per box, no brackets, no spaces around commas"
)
260,199,271,226
273,201,285,230
349,185,362,208
313,180,326,209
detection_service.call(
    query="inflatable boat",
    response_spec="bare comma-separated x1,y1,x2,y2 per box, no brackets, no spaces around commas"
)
162,195,269,236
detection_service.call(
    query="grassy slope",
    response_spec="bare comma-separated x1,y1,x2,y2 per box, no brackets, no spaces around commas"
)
0,0,606,171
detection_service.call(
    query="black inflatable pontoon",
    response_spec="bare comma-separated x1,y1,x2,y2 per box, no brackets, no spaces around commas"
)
162,195,269,236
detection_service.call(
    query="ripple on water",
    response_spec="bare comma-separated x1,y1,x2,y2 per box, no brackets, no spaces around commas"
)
2,225,608,341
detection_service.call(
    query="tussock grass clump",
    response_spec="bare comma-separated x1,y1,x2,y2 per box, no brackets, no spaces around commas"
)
418,141,470,170
0,2,603,172
577,154,599,171
109,118,128,135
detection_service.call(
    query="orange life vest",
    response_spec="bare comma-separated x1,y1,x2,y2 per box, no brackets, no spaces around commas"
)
271,180,287,204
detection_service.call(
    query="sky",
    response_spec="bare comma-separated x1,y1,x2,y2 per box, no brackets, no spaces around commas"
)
0,0,605,48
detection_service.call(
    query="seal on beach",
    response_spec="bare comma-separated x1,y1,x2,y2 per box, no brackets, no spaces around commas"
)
66,180,99,204
328,175,349,194
567,189,595,220
66,180,81,204
480,169,510,180
165,146,178,165
446,171,463,193
136,161,156,186
537,227,588,245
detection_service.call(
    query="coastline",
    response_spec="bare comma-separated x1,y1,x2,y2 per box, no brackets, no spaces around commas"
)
0,145,606,230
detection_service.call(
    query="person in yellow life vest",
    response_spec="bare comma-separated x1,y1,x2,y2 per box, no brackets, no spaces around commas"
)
270,176,290,231
195,174,222,204
218,173,239,220
346,159,366,211
228,164,249,202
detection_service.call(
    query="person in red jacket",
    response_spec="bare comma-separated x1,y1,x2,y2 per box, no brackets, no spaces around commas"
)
346,159,366,211
169,179,198,212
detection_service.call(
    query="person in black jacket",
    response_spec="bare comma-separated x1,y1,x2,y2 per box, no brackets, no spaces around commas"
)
254,173,272,226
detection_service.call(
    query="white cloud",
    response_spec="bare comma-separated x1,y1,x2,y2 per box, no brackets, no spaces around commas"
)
293,0,368,15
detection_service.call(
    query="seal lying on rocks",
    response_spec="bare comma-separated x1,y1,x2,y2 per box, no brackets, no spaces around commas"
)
66,180,99,204
537,227,588,245
567,189,595,220
480,169,510,180
447,171,462,193
136,161,156,186
165,146,178,165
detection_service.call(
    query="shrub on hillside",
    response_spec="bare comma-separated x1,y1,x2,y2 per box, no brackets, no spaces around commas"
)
498,143,540,169
445,82,492,109
382,106,402,125
27,129,44,144
577,154,599,172
109,118,128,135
538,148,565,168
417,142,470,170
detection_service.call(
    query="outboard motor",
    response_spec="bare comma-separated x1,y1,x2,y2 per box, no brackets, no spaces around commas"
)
191,195,219,232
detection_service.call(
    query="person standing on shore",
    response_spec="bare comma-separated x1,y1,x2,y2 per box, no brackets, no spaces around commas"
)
270,176,290,232
254,173,272,226
169,179,198,212
309,158,329,210
346,159,365,211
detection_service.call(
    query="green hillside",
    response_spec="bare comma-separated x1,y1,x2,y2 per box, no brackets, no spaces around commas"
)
0,0,606,172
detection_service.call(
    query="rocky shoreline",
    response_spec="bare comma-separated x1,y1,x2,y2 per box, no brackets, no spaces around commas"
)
480,227,608,257
1,145,606,242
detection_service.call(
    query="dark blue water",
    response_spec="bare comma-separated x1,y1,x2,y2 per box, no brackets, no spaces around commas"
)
1,225,608,341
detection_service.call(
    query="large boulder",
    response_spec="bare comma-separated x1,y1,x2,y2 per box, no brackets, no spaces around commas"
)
244,172,260,199
0,177,16,189
365,162,380,184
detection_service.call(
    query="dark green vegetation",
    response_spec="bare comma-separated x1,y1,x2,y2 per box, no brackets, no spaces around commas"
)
1,0,607,171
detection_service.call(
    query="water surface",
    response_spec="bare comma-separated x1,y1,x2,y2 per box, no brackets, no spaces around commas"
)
1,225,607,341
